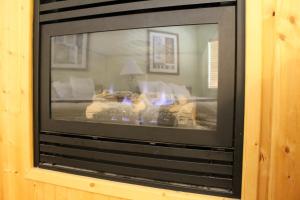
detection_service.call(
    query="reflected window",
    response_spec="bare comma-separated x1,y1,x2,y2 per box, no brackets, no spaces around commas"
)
208,40,219,89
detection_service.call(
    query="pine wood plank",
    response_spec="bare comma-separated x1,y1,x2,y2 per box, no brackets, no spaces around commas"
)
267,0,300,199
36,183,45,200
0,0,26,199
241,0,263,199
44,184,56,200
55,186,68,200
257,0,276,199
31,182,39,200
67,189,95,200
0,1,3,197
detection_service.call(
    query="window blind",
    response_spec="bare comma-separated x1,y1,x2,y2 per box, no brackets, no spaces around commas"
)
208,40,219,89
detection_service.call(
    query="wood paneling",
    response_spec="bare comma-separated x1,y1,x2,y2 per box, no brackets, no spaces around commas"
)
242,0,263,199
267,1,300,199
257,0,276,199
256,0,300,200
0,0,300,200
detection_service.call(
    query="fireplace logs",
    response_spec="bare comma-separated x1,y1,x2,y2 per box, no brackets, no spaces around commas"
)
86,90,197,127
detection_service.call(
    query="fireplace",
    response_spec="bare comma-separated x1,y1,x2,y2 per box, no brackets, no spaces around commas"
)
34,0,244,198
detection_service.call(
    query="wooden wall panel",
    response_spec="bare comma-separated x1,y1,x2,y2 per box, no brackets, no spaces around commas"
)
0,2,3,199
257,0,300,200
242,0,263,199
266,1,300,199
0,0,300,200
0,2,4,198
257,0,276,199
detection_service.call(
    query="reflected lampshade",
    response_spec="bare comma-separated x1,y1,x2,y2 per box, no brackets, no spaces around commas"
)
120,60,144,76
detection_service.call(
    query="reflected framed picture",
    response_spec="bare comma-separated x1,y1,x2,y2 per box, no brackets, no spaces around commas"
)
51,34,88,69
148,30,179,75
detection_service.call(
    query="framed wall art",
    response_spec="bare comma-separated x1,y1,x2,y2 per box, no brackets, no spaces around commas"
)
51,33,88,69
148,30,179,74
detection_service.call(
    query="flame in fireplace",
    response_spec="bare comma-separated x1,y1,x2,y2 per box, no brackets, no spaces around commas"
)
121,96,132,106
122,116,130,122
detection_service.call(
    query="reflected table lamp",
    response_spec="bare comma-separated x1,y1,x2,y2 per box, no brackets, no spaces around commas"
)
120,60,144,91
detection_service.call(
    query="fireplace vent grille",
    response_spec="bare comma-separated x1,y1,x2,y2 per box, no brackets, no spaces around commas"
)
39,0,236,23
39,132,234,196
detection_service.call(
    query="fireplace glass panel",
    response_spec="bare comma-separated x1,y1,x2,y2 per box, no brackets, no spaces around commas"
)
50,24,219,130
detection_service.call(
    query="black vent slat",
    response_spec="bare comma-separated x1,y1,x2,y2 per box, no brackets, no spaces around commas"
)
40,0,117,11
40,154,233,189
40,144,233,175
40,0,236,12
40,0,236,22
40,133,233,162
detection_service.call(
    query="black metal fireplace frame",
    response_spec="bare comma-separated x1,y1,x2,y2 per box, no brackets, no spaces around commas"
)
40,6,235,147
33,0,245,198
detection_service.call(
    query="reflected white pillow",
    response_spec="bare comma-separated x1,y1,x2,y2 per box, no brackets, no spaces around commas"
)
157,81,173,94
51,85,59,100
70,77,95,100
138,81,159,93
169,83,191,98
52,81,73,100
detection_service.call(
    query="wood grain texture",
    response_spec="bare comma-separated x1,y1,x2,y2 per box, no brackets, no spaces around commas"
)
257,0,276,199
266,0,300,199
255,0,300,199
1,0,300,200
242,0,263,199
0,1,4,200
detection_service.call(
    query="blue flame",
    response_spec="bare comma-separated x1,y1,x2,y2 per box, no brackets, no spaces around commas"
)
122,96,132,106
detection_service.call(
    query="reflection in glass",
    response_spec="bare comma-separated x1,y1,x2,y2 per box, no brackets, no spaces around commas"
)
51,24,218,130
